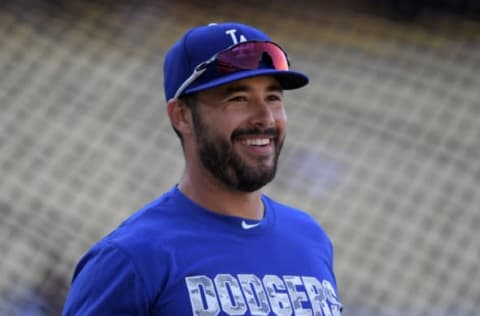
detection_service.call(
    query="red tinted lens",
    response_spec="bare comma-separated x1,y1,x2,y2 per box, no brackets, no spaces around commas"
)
215,42,289,74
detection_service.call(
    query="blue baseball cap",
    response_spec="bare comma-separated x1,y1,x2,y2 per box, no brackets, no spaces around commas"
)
163,22,309,101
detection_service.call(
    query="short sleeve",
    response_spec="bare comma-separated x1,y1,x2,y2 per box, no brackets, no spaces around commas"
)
62,241,149,315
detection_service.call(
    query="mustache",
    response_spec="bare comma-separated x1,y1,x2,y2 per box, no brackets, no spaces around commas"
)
231,127,279,139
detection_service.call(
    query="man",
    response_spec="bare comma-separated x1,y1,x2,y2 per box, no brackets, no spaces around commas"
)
62,22,342,315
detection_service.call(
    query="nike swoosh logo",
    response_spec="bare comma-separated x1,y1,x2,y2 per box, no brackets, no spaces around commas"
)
241,220,261,230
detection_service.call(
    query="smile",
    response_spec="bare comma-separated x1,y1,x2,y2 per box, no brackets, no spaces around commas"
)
241,138,272,146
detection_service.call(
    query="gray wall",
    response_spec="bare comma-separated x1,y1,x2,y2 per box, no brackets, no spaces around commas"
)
0,1,479,315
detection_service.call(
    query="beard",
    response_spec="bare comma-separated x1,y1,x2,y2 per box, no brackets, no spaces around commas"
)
192,111,284,192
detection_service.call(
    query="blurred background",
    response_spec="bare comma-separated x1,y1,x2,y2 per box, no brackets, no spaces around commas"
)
1,0,479,315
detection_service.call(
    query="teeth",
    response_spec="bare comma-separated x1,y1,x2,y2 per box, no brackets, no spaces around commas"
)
243,138,270,146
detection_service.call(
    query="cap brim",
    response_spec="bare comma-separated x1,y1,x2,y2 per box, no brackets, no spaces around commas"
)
183,69,309,96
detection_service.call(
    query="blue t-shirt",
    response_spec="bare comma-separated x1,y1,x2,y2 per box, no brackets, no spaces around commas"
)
63,186,342,315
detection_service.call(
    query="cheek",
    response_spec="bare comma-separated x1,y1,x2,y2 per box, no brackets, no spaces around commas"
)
206,116,237,141
275,109,287,131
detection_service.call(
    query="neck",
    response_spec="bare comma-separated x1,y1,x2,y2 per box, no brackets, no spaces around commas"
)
178,168,264,220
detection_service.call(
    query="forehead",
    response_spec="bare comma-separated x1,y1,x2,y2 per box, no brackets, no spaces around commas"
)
198,75,282,98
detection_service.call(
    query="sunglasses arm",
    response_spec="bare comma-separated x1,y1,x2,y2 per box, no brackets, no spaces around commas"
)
173,57,215,99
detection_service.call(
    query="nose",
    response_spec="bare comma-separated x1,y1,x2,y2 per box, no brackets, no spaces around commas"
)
251,98,276,128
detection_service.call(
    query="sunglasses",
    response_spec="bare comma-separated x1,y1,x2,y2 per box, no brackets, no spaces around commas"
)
174,41,291,98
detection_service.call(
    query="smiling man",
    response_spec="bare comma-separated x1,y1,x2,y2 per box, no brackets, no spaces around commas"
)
62,22,343,315
173,76,287,218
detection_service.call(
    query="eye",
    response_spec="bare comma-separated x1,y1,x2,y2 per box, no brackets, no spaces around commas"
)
267,93,283,102
228,95,248,102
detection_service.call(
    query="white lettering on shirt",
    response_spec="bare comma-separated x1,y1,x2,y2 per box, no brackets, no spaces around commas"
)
185,274,342,316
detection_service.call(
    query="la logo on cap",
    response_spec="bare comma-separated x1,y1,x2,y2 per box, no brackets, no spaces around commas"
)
208,23,247,45
225,29,247,44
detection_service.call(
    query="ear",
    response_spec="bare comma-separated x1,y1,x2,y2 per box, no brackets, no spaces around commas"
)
167,98,193,136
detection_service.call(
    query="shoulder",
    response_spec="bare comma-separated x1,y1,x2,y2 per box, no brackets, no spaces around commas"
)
264,195,334,248
74,188,188,279
67,194,181,307
264,194,322,226
101,193,189,262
